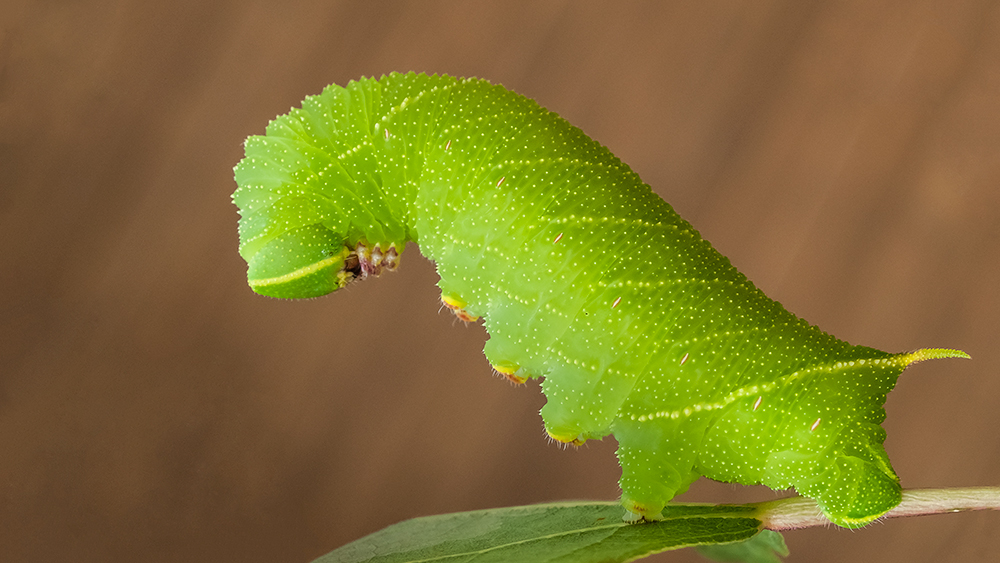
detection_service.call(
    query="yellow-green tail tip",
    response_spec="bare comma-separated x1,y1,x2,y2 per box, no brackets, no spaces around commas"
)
901,348,971,365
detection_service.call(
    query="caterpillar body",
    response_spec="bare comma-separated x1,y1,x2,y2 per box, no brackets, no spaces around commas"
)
232,72,967,527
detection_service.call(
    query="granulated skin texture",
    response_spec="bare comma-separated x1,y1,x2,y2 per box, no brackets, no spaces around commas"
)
233,72,967,527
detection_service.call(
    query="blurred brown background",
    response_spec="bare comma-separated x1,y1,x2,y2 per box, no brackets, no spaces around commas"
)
2,1,998,561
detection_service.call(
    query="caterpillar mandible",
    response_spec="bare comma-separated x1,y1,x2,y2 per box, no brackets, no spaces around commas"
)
232,72,967,528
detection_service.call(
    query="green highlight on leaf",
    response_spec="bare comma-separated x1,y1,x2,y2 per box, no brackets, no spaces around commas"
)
311,502,766,563
697,530,788,563
312,489,1000,563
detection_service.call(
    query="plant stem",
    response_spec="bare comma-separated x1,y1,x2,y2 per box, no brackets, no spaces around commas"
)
756,487,1000,530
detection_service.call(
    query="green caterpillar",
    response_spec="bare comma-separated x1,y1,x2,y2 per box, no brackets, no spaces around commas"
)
232,72,967,527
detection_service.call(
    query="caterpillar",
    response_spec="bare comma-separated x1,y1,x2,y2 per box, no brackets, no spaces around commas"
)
231,72,967,528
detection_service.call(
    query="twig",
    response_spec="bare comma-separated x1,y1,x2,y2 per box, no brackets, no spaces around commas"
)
756,487,1000,530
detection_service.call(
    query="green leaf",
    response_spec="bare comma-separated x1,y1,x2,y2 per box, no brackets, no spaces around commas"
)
697,529,789,563
312,501,765,563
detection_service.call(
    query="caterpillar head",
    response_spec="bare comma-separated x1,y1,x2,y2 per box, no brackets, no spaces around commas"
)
243,224,399,299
